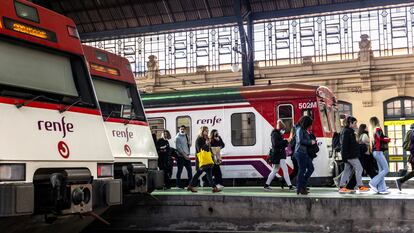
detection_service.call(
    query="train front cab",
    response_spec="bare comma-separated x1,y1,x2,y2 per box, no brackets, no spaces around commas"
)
0,0,121,218
82,45,164,194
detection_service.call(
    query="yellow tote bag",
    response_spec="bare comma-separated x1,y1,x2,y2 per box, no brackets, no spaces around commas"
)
197,149,214,167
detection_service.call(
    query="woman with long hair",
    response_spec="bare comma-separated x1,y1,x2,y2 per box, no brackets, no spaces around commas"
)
369,117,391,194
204,129,225,189
187,126,221,193
264,120,295,191
295,116,316,195
338,116,369,193
345,123,378,189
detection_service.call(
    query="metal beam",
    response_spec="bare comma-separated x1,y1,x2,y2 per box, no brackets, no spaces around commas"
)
79,0,414,41
234,0,252,86
253,0,414,21
80,16,238,41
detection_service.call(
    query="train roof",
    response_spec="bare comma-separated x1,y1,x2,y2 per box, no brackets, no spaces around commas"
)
82,45,135,84
141,84,329,108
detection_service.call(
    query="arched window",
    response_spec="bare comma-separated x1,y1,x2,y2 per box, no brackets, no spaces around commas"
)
384,97,414,119
337,101,352,118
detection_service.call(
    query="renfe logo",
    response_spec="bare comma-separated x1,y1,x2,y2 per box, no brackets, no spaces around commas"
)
196,116,222,127
112,128,134,142
58,141,70,158
38,117,74,138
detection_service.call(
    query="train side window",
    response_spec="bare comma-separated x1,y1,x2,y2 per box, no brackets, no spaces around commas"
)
148,118,166,140
231,112,256,146
176,116,192,143
277,104,294,133
318,103,331,133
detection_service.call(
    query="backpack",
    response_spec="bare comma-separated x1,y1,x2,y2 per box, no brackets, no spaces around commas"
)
403,130,412,151
332,132,341,153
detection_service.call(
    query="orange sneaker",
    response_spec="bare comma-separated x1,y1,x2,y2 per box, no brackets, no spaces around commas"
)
338,187,352,194
358,186,370,192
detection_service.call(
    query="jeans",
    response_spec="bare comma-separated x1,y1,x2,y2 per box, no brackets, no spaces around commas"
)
370,151,388,192
346,154,378,189
266,159,292,186
190,166,215,188
399,162,414,183
202,164,223,186
295,152,314,191
339,158,363,187
176,157,193,187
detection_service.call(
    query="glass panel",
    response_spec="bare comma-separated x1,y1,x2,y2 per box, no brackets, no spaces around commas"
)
176,116,192,143
0,41,78,97
93,78,131,105
148,118,166,139
318,103,331,133
231,113,256,146
278,105,293,133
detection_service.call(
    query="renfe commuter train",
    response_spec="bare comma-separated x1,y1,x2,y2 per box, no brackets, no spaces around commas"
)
142,84,341,185
82,45,163,193
0,0,121,220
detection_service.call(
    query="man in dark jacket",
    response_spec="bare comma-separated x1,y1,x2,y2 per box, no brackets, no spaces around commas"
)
396,124,414,191
338,116,370,193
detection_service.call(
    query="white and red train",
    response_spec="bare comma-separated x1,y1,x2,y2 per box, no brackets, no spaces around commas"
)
83,45,163,193
142,84,340,185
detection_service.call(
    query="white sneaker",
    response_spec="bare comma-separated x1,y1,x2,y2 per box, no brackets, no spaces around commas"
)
369,182,378,193
216,184,224,189
378,190,390,195
263,185,272,191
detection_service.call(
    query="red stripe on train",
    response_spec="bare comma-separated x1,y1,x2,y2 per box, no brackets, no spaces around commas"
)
0,96,101,115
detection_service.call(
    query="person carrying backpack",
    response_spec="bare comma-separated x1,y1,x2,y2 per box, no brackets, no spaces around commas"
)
396,124,414,191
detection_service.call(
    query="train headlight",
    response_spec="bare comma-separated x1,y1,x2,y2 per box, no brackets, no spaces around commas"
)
15,1,39,23
97,163,113,178
0,164,25,181
67,26,79,39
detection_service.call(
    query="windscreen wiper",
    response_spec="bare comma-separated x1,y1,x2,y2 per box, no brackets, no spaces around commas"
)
104,111,118,121
15,95,59,109
124,115,135,125
59,97,91,113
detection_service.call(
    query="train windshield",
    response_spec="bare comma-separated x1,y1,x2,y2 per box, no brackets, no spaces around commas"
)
0,40,98,108
318,102,331,133
93,78,146,121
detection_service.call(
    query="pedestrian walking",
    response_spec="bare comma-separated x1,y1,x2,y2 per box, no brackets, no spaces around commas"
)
295,116,316,195
264,120,295,191
396,124,414,191
369,117,391,194
187,126,221,193
156,130,173,189
175,125,193,188
208,129,225,189
338,116,370,193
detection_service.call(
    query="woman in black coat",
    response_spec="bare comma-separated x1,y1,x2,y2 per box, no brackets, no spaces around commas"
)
264,120,295,191
187,126,221,193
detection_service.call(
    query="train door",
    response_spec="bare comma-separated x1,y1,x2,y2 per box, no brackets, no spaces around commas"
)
276,103,294,134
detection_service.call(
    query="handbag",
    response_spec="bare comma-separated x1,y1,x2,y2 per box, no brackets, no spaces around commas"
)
211,146,222,164
285,144,293,156
197,149,214,167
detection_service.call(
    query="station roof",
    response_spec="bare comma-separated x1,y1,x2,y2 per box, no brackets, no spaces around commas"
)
45,0,413,40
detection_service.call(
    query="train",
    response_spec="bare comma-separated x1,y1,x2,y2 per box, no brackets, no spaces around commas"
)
142,84,340,186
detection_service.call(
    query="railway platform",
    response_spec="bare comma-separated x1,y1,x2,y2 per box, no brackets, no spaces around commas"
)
83,186,414,233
